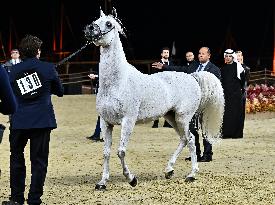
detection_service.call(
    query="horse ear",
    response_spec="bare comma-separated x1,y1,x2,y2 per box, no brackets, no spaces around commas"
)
100,7,105,17
111,7,117,18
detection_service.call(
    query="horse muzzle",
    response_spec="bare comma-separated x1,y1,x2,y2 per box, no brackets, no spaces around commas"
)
84,23,102,42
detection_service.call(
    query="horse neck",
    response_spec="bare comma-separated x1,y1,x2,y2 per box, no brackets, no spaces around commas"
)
99,33,128,87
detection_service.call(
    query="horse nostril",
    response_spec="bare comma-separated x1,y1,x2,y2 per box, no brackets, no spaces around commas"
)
92,30,100,37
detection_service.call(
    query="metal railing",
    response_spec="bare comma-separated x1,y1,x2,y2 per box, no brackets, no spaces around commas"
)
248,69,275,85
57,60,155,94
57,61,275,94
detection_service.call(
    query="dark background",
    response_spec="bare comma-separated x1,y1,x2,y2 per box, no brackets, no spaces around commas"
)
0,0,273,70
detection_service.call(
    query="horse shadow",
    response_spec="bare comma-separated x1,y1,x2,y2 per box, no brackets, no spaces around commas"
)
46,171,183,187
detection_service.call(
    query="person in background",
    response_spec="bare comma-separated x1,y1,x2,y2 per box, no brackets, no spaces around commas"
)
221,49,245,139
184,51,196,67
2,49,22,123
0,65,17,115
0,65,18,177
86,73,104,142
152,47,221,162
2,34,64,205
2,49,22,73
236,50,250,136
151,47,173,128
236,50,250,97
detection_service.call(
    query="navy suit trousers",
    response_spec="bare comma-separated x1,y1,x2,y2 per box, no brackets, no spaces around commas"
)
9,128,51,205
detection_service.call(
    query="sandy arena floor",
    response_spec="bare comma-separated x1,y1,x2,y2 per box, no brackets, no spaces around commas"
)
0,95,274,205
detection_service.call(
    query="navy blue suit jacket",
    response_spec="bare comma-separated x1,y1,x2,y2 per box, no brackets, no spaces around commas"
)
9,58,64,129
0,65,17,115
163,61,221,80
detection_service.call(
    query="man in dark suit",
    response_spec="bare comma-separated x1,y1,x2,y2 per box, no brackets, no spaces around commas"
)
0,65,17,116
152,47,221,162
86,73,104,142
2,35,64,205
0,65,17,179
2,49,23,73
183,51,196,67
151,47,174,128
2,49,22,123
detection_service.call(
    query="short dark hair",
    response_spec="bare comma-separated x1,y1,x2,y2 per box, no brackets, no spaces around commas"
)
19,34,43,58
161,47,170,53
10,48,19,53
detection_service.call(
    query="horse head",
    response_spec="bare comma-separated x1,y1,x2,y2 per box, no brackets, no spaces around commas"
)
84,7,126,47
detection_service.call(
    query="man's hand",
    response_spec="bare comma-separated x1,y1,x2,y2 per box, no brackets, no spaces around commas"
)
88,74,98,80
152,62,164,70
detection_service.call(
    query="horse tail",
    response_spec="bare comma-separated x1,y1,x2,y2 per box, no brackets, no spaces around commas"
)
191,71,224,144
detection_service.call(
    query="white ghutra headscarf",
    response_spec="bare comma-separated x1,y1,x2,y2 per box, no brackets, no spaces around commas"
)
224,49,244,79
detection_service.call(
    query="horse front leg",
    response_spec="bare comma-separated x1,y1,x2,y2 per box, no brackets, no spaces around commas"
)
95,119,113,190
117,117,137,187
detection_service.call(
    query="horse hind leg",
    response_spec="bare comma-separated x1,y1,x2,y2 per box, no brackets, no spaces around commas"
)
185,123,199,182
164,113,187,179
165,136,187,179
165,114,199,182
117,117,137,187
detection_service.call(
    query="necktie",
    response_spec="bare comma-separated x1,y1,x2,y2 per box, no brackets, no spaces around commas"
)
197,63,203,72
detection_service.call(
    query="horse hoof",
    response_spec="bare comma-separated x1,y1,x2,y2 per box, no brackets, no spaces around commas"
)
129,177,138,187
95,184,106,190
185,177,195,182
165,170,174,179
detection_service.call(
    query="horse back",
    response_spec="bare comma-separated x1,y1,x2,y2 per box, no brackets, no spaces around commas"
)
136,71,201,119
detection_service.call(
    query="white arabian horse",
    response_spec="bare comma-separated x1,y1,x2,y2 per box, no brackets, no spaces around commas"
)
84,8,224,190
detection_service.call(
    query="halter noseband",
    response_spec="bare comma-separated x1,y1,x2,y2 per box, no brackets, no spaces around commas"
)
85,22,115,42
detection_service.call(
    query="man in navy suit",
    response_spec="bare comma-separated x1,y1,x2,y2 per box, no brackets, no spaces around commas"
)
0,64,17,179
152,47,221,162
2,35,64,205
0,65,17,116
0,64,17,141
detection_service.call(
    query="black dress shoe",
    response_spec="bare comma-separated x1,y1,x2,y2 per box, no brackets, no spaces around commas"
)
86,134,99,140
86,135,104,142
91,138,104,142
185,156,202,161
200,155,212,162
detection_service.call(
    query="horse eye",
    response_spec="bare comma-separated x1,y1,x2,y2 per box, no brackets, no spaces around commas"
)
106,21,112,28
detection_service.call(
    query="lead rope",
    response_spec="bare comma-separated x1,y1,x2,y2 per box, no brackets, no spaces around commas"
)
55,41,92,68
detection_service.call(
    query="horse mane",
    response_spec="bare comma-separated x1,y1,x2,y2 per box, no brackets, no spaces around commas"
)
110,8,127,38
